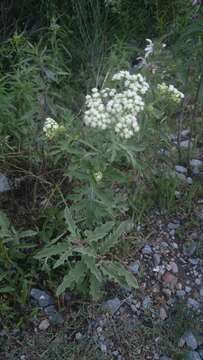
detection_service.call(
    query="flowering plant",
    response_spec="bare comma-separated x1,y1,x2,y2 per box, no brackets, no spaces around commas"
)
84,71,149,139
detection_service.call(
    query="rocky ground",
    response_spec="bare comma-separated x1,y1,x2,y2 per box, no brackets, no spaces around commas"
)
1,207,203,360
1,128,203,360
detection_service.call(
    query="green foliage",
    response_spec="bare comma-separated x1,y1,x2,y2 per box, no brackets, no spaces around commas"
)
35,206,137,299
0,211,37,323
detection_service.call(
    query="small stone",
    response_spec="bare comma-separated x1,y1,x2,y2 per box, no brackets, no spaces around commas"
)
170,262,178,273
0,174,11,192
175,165,188,174
103,298,121,314
176,290,186,298
31,288,54,308
167,221,180,230
112,351,119,357
162,272,178,289
187,177,193,185
163,288,172,297
160,307,168,320
184,331,198,350
181,129,190,137
75,332,82,340
100,343,107,353
187,298,200,310
129,261,140,274
20,356,26,360
180,140,190,149
142,245,153,255
142,296,152,310
200,288,203,297
185,351,201,360
183,242,197,257
160,356,172,360
177,173,187,182
44,305,63,325
175,191,181,199
195,279,201,286
130,304,137,313
185,286,192,293
153,253,161,266
39,319,50,331
189,258,199,266
190,159,203,168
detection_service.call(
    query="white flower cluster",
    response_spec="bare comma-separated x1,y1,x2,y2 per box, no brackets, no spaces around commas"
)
43,117,60,139
84,71,149,139
158,83,184,103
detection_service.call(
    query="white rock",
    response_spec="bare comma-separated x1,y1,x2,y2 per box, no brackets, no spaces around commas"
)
190,159,203,168
39,319,50,331
160,307,168,320
175,165,188,174
180,140,190,149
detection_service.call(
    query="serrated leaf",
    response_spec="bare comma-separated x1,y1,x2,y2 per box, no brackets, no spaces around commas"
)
19,230,37,238
35,243,68,259
101,261,138,290
0,286,15,294
56,261,87,296
53,250,73,269
100,220,133,254
85,221,115,243
64,206,77,236
89,274,102,300
83,255,102,282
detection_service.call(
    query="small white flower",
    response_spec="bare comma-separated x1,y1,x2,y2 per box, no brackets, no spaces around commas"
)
43,117,59,139
94,171,103,182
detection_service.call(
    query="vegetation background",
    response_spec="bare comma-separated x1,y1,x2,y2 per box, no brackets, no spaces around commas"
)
0,0,203,359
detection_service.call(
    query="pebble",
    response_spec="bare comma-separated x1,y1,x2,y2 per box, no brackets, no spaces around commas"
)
190,159,203,168
181,129,190,137
187,298,200,310
175,165,188,174
31,288,54,308
183,331,198,350
44,305,63,325
142,245,153,255
187,177,193,185
103,298,121,314
170,262,178,273
185,351,201,360
129,261,140,274
160,356,172,360
39,319,50,331
167,221,180,230
100,343,107,353
162,272,178,289
185,287,192,293
189,258,199,266
180,140,190,149
176,290,186,298
153,253,161,266
0,174,11,192
159,307,168,320
200,288,203,297
195,279,201,286
75,332,83,340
